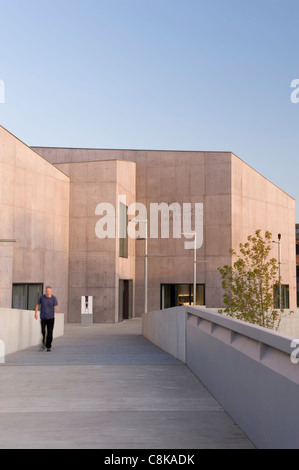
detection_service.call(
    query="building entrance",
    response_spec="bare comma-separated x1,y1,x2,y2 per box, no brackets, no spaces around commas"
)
161,283,205,309
119,280,133,322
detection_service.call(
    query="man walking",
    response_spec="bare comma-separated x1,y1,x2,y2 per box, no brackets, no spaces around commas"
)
35,286,58,352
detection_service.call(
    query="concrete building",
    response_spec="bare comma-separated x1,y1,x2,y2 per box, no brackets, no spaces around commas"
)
0,126,69,316
296,224,299,306
0,125,296,323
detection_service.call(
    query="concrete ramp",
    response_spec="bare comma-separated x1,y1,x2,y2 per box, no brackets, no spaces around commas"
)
0,319,254,449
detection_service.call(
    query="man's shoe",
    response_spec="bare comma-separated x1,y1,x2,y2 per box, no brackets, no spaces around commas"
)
47,348,51,352
40,343,46,351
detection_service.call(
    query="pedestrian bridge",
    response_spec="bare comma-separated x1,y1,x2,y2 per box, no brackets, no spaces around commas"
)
143,306,299,449
0,306,298,449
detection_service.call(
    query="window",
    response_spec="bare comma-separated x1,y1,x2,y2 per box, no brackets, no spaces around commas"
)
119,202,128,258
161,284,205,309
12,284,43,311
274,284,290,309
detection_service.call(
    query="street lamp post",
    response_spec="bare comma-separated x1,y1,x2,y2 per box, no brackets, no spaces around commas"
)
129,219,148,314
192,233,197,307
129,219,166,314
182,232,197,306
273,234,282,309
144,223,148,314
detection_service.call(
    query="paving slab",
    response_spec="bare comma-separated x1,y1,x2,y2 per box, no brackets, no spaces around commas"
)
0,318,254,449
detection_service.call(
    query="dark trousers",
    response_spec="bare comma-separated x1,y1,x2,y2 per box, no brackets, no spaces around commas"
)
41,318,55,349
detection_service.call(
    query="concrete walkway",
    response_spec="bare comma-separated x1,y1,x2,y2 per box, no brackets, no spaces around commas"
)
0,318,254,449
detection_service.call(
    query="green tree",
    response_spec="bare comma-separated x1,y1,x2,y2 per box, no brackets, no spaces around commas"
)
218,230,282,330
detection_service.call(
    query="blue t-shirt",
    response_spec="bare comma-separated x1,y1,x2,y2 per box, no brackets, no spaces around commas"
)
39,295,58,320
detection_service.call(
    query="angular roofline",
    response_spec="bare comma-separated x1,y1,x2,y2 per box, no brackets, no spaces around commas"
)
31,145,295,201
31,146,232,153
231,152,295,201
0,126,70,180
0,126,292,202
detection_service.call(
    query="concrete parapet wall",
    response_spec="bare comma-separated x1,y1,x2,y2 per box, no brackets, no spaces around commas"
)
186,306,299,449
201,307,299,338
142,307,186,363
142,306,299,448
0,308,64,356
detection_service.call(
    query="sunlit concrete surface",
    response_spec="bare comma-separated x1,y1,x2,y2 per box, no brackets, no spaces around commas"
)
0,318,254,449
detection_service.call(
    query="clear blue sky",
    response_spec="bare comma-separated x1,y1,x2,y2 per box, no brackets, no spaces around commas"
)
0,0,298,217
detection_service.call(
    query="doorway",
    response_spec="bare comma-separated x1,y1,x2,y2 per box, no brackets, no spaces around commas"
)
119,280,133,322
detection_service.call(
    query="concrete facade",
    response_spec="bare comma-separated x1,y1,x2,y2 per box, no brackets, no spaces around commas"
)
296,224,299,305
0,125,295,323
0,126,70,315
32,146,296,322
54,160,136,322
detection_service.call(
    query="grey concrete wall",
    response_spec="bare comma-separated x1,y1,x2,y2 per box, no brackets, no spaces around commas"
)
142,307,186,362
54,160,136,323
33,146,297,317
0,126,70,315
231,154,297,309
186,306,299,449
33,148,234,313
201,307,299,338
0,308,64,356
142,306,299,448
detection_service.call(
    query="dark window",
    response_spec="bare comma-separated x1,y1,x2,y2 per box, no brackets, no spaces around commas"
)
119,202,128,258
161,284,205,309
274,284,290,309
12,284,43,311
